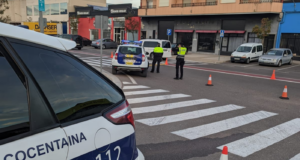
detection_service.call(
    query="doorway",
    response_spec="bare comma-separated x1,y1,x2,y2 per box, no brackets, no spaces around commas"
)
158,21,174,42
221,33,244,55
114,28,124,44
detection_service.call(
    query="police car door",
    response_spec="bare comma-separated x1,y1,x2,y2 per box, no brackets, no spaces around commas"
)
0,40,69,160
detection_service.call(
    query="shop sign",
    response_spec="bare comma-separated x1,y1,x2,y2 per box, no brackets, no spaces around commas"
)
77,11,90,15
113,17,125,21
110,9,127,14
23,22,57,35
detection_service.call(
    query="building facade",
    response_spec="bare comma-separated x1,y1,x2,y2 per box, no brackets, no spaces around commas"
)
276,0,300,59
69,4,142,43
139,0,283,55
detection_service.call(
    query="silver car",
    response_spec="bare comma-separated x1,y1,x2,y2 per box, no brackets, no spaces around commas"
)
91,39,118,49
259,48,293,67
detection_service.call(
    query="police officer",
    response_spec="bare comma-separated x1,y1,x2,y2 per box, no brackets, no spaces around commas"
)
151,43,164,73
174,44,187,80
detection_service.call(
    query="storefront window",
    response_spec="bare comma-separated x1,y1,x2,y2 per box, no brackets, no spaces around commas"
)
103,29,111,39
51,3,59,15
34,5,39,16
247,33,262,43
44,4,50,15
280,33,300,56
177,32,193,51
60,3,67,14
127,30,138,41
198,33,216,52
27,6,32,16
90,29,99,41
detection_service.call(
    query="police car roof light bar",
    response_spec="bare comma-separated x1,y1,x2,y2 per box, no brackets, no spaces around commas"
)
121,40,142,45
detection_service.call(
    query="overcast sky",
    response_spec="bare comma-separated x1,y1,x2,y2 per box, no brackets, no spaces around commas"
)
107,0,140,8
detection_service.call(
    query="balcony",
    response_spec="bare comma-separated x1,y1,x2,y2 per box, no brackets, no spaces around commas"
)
139,5,157,9
240,0,282,3
171,1,218,7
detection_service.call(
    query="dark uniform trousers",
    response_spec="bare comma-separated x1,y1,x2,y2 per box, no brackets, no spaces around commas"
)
151,53,163,72
176,58,185,78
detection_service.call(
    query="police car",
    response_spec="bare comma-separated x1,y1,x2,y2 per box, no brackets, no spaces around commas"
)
0,22,144,160
112,40,149,77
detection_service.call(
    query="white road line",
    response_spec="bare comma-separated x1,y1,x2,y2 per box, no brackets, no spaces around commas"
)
240,63,259,67
172,111,277,140
127,94,190,104
123,85,149,90
79,57,101,59
137,104,244,126
83,60,111,65
290,153,300,160
85,63,111,66
277,65,299,71
123,82,132,84
217,118,300,158
132,99,215,114
126,74,137,84
124,89,169,96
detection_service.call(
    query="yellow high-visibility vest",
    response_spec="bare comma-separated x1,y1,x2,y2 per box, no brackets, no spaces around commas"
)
153,47,163,53
177,47,187,56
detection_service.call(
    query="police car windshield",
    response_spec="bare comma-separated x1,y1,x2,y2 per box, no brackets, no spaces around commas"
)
119,46,142,55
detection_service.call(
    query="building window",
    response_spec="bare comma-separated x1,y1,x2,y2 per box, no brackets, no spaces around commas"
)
27,6,32,16
198,33,216,52
34,5,39,16
159,0,169,6
247,33,262,43
60,2,67,14
90,29,99,41
127,30,138,41
51,3,59,15
44,4,50,15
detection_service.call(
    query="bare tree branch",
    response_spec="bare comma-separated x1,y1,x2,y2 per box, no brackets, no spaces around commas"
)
0,0,10,23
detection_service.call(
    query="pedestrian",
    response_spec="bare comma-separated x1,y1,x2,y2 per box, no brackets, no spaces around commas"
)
174,44,187,80
151,43,164,73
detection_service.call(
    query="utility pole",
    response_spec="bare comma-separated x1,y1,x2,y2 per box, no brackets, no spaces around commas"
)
39,11,44,33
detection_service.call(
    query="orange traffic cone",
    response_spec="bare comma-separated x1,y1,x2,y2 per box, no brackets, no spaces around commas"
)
270,70,276,80
165,58,168,65
110,52,114,58
280,85,289,100
220,146,228,160
206,75,213,86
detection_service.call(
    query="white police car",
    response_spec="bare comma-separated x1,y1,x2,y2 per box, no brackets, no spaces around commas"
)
0,22,144,160
112,40,149,77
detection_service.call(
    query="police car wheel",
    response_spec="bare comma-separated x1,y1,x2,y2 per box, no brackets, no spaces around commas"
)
112,67,117,74
141,68,148,77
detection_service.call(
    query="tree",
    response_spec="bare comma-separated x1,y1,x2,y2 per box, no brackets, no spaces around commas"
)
69,15,80,34
0,0,10,23
125,13,140,41
252,18,272,46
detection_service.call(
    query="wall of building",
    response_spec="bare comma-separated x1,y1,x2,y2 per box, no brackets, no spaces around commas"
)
68,0,106,12
3,0,27,23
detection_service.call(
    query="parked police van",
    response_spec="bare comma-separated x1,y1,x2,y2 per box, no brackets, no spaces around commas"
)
0,22,144,160
140,39,172,60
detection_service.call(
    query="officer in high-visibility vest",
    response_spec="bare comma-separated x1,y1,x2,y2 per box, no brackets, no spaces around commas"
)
151,43,164,73
174,44,187,80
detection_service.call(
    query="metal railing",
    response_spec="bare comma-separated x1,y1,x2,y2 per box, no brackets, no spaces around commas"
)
139,5,157,9
240,0,281,3
171,2,217,7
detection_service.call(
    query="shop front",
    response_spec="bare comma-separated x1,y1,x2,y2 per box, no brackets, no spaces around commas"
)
196,30,217,52
69,4,141,42
23,22,58,35
175,30,193,51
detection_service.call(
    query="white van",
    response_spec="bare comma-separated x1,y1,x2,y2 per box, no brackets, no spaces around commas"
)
231,43,263,64
140,39,172,59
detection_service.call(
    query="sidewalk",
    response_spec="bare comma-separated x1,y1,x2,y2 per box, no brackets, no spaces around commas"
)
169,52,230,64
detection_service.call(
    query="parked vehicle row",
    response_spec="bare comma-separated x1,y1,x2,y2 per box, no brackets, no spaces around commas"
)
231,43,293,67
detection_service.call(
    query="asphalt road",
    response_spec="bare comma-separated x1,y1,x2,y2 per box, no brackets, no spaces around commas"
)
70,46,300,160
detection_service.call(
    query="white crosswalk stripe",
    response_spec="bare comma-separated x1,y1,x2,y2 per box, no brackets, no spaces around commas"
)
127,94,190,104
123,82,132,84
123,85,150,90
217,118,300,157
132,99,215,114
124,89,169,96
137,104,245,126
290,153,300,160
172,111,277,140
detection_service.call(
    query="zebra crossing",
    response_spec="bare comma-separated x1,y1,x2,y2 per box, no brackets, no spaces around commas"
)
122,81,300,159
76,55,112,67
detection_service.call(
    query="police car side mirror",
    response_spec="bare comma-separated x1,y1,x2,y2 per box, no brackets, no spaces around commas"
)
146,52,149,55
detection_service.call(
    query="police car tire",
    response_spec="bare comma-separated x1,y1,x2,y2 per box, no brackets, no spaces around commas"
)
112,67,117,74
141,68,148,77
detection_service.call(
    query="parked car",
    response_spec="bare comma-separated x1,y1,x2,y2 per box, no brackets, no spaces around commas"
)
259,48,293,67
171,43,189,55
231,43,263,64
58,34,83,50
83,37,92,46
140,39,172,60
0,22,145,160
91,39,118,49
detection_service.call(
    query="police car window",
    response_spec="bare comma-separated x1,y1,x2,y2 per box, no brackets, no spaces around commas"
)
143,41,158,47
162,41,171,48
119,46,142,55
12,43,123,123
0,44,29,140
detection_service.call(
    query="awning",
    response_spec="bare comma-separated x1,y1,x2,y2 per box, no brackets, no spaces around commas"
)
218,30,246,34
196,30,218,33
174,30,194,33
